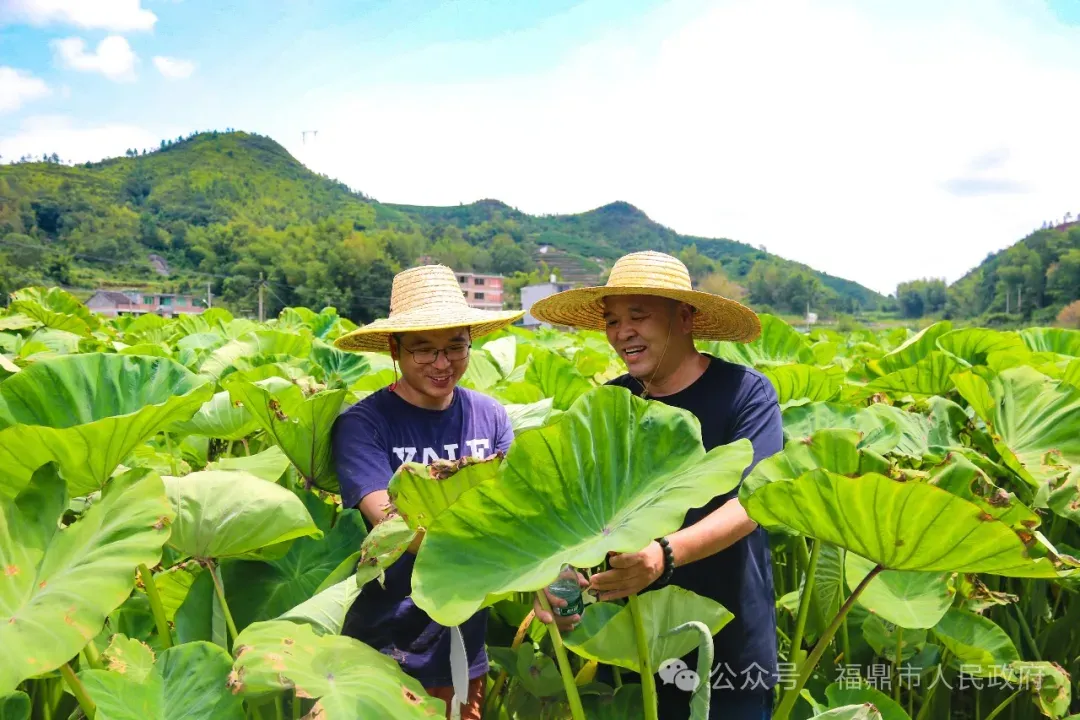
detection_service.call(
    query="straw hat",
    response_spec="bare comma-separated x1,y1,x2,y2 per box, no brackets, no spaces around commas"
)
528,251,761,342
334,265,524,352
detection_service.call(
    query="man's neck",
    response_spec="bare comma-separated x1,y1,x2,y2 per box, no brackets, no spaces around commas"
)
640,350,710,398
393,381,455,411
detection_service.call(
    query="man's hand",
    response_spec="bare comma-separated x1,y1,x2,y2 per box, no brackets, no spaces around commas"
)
533,571,589,633
588,541,665,601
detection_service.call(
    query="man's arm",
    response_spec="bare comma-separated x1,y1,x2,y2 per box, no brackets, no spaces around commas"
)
588,375,783,601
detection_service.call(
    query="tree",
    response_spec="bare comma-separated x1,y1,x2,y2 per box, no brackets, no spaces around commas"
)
1058,300,1080,329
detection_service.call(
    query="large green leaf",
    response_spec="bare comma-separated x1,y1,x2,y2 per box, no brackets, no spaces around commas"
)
743,469,1062,578
410,386,753,626
871,321,953,375
562,586,732,673
824,684,908,720
855,352,964,400
277,574,362,636
171,390,259,441
220,507,366,631
953,367,1080,486
0,353,213,498
0,464,175,693
10,287,98,329
0,691,29,720
762,364,842,408
781,403,909,457
387,456,502,531
199,330,312,379
928,454,1039,532
163,470,321,559
1020,328,1080,357
936,328,1024,366
228,620,444,718
81,640,244,719
309,340,377,387
504,398,558,434
206,446,292,483
460,351,502,391
226,377,344,491
702,314,814,367
845,553,953,629
930,608,1019,676
524,348,594,410
482,336,518,377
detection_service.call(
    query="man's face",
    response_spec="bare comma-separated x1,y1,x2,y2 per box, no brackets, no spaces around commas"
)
603,295,690,377
391,327,471,401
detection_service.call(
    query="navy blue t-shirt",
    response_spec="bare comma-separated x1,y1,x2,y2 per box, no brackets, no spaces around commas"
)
331,386,514,688
608,355,782,702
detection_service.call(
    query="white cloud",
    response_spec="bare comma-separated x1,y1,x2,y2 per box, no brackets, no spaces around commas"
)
0,116,169,164
3,0,156,31
53,35,137,82
153,56,195,80
0,67,50,113
284,0,1080,296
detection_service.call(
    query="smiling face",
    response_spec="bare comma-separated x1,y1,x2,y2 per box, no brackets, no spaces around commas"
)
603,295,696,381
389,327,471,409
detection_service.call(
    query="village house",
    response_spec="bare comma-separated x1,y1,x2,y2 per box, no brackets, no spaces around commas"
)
455,272,505,311
85,290,206,318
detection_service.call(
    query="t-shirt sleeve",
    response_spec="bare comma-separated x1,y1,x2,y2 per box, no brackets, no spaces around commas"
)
494,402,514,454
331,406,394,510
731,373,784,480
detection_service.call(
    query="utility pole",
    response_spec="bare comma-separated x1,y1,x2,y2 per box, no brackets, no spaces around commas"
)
258,272,264,323
206,282,212,309
1017,286,1022,312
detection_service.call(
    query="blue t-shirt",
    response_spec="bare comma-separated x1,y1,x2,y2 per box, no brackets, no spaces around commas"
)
331,385,514,688
608,355,783,701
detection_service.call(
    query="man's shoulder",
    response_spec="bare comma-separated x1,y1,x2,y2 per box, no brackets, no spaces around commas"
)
337,387,395,425
458,387,510,417
705,356,776,399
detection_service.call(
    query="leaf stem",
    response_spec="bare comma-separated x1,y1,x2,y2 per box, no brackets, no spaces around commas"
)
773,563,885,720
139,563,173,649
208,561,240,644
60,662,96,720
628,592,659,720
484,609,535,718
790,539,821,670
82,638,102,670
164,431,178,476
894,626,903,704
982,687,1023,720
534,592,586,720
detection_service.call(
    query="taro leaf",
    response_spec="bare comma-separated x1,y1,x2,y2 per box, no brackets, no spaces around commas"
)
220,508,367,631
762,364,842,408
1047,469,1080,527
492,381,545,405
563,586,732,673
1009,661,1072,718
781,403,906,456
581,684,645,720
0,691,29,720
1020,328,1080,357
812,341,839,366
802,543,845,644
99,634,156,681
0,464,175,693
742,469,1062,578
930,608,1019,676
171,390,259,441
81,640,244,719
10,287,97,327
118,343,172,359
503,398,558,434
524,348,594,410
482,336,518,377
824,683,908,720
276,574,361,636
855,352,965,400
490,645,564,699
0,314,39,331
871,321,953,375
936,328,1024,367
173,570,226,647
741,429,890,516
809,705,884,720
226,377,344,491
0,353,213,498
928,454,1040,532
845,553,953,629
861,614,926,662
411,386,754,626
460,351,502,391
309,340,375,387
228,620,444,718
1062,358,1080,389
388,456,502,531
953,367,1080,486
199,330,312,380
206,446,293,483
701,314,813,367
8,300,91,336
153,562,204,622
163,470,321,560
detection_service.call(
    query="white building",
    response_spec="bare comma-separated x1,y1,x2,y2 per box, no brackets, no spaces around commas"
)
520,280,574,327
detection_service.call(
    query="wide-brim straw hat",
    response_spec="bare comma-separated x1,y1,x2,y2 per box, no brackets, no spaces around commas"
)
334,264,524,352
528,251,761,342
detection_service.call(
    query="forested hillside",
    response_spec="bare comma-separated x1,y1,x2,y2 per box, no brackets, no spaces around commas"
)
0,131,884,321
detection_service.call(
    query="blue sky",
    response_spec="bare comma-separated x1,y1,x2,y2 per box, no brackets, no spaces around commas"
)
1,0,1079,295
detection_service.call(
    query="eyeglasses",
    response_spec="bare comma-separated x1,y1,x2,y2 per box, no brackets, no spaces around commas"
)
400,343,471,365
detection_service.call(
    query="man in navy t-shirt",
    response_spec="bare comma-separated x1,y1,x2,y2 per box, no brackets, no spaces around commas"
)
331,265,523,719
529,251,782,720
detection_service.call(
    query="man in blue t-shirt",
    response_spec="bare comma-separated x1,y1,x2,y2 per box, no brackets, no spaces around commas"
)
529,251,782,720
332,265,523,719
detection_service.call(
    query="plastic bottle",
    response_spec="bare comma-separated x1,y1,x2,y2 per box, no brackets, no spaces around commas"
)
547,563,584,617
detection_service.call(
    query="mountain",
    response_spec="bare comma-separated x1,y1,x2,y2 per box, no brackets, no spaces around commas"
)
945,219,1080,324
0,130,884,322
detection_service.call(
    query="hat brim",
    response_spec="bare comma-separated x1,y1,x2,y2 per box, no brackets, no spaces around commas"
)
528,286,761,343
334,306,525,352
